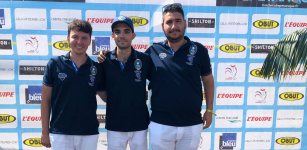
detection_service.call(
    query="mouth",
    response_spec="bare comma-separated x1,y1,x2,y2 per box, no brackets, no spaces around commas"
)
169,29,180,33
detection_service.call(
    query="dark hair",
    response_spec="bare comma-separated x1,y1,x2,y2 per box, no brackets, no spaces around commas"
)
68,19,92,38
162,5,184,22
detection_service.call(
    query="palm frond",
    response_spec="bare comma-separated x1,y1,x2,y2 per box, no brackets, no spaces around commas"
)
260,28,307,81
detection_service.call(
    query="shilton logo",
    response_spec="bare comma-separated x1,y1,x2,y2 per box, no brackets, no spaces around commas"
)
279,92,304,101
129,17,148,26
250,68,274,78
0,114,16,123
23,138,42,147
97,114,106,123
253,19,279,29
0,39,12,50
188,18,215,28
251,44,274,54
53,41,70,51
276,137,300,145
19,66,46,75
219,44,246,53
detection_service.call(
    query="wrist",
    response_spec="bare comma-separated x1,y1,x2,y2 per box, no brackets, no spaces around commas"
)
206,109,216,116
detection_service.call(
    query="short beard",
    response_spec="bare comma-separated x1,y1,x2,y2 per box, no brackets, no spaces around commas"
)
164,28,185,43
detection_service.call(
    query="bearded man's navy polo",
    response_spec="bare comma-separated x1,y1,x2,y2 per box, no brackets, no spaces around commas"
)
43,52,104,135
100,47,152,132
145,36,212,126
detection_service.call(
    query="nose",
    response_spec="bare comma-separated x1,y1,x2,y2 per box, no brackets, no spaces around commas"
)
77,38,82,44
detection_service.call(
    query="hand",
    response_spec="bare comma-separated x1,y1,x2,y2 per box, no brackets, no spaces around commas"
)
97,50,109,63
41,133,51,148
203,111,212,129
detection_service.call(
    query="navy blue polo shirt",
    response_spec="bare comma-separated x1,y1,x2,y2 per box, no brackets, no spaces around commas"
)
145,36,212,127
100,47,152,132
43,52,104,135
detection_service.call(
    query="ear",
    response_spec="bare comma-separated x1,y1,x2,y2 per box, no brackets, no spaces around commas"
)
67,35,70,43
111,32,115,40
184,19,187,29
162,23,164,32
132,33,136,40
88,37,92,46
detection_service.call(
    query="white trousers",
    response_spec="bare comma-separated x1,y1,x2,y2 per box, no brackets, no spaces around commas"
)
149,121,203,150
49,133,98,150
107,129,148,150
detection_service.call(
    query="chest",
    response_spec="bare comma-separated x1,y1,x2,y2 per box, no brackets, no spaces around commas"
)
53,62,99,87
105,59,147,84
153,49,201,74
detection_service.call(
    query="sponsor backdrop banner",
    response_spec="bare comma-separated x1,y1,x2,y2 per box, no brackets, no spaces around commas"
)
0,0,306,149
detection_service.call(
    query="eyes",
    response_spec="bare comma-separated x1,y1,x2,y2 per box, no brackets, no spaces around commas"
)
113,30,132,35
72,36,88,40
166,19,182,24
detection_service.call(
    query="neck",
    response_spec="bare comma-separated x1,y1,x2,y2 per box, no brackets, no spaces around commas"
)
116,46,132,63
70,51,87,67
167,37,186,51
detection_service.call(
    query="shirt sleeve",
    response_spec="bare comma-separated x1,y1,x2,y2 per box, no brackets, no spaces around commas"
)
42,59,54,87
198,43,212,76
146,55,153,81
97,62,106,91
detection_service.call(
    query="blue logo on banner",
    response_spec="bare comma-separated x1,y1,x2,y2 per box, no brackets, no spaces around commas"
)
222,133,236,148
0,9,5,27
94,37,110,55
28,85,42,103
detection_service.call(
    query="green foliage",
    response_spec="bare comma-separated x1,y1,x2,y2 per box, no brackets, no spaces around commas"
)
260,28,307,81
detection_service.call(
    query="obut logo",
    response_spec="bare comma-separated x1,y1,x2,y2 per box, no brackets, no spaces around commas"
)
129,17,148,26
219,44,246,53
253,19,279,29
279,92,304,101
0,114,16,123
276,137,300,145
53,41,70,51
23,138,43,147
250,68,274,78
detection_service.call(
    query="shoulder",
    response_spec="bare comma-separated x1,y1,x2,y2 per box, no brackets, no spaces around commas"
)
190,41,210,56
145,42,165,54
193,41,208,52
47,56,63,66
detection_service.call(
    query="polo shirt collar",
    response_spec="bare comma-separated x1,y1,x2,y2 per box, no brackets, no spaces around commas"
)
162,36,191,53
62,51,92,65
110,46,137,61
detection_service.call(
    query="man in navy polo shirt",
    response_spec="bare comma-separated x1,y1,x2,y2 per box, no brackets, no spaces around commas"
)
41,20,105,150
145,3,215,150
100,16,151,150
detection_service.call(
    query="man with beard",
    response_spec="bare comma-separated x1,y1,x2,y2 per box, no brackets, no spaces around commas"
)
98,4,214,150
99,16,151,150
145,3,215,150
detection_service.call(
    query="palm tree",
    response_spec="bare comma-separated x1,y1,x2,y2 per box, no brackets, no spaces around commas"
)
260,28,307,81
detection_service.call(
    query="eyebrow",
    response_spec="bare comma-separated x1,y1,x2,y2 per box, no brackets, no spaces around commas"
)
114,29,132,32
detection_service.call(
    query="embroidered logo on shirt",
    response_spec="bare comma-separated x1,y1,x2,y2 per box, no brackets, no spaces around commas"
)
90,66,97,75
159,53,167,60
58,73,67,81
88,74,95,86
135,70,142,82
134,59,142,70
